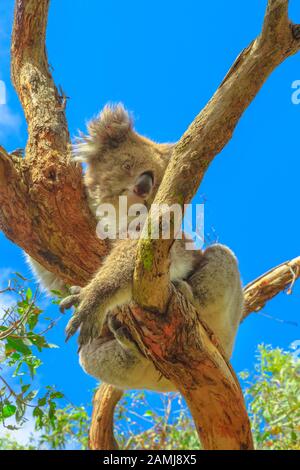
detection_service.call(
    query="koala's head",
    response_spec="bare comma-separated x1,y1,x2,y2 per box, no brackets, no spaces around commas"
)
74,104,173,213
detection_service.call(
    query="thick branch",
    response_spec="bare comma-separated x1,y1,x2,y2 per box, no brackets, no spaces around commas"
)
3,0,108,286
89,384,123,450
89,290,256,450
131,254,300,449
0,144,106,285
0,146,18,190
11,0,69,160
119,290,253,450
134,0,300,311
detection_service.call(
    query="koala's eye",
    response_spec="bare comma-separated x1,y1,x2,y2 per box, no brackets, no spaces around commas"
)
122,161,132,171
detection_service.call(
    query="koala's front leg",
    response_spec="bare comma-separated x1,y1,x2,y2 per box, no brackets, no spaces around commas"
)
60,239,138,346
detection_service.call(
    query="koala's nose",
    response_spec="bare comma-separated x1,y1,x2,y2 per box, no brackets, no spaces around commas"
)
134,172,154,198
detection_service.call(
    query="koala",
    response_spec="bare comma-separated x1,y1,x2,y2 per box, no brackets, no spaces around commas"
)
61,242,242,392
57,104,244,392
26,104,172,292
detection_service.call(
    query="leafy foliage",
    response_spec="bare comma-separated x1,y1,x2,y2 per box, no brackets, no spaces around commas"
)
0,276,66,437
0,434,36,450
115,392,200,450
0,404,89,450
38,404,89,449
241,344,300,450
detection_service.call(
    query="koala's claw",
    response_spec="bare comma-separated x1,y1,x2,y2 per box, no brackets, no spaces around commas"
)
69,286,82,295
59,294,81,313
80,308,102,341
65,314,81,342
60,286,104,345
65,300,103,345
107,314,123,333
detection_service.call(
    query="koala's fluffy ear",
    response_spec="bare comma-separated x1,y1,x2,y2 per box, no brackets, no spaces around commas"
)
73,104,133,162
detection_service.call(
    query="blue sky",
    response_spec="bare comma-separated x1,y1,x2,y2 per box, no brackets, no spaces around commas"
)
1,0,300,434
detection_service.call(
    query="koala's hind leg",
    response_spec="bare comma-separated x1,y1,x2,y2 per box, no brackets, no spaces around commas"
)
79,336,145,390
188,244,243,359
79,317,176,392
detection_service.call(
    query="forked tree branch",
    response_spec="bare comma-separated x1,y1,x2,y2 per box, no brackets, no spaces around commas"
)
3,0,300,451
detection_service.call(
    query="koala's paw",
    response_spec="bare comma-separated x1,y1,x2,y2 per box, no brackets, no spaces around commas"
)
60,286,103,344
77,310,102,348
172,279,195,305
59,286,83,313
65,313,82,341
107,314,143,356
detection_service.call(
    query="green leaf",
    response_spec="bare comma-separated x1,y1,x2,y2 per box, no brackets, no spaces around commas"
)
38,397,47,407
26,288,33,301
33,407,43,418
50,391,64,400
27,333,48,350
28,313,39,331
24,390,38,403
3,404,17,418
47,343,59,349
6,425,21,431
291,431,297,442
6,337,31,356
21,384,30,394
50,290,63,297
15,272,28,281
